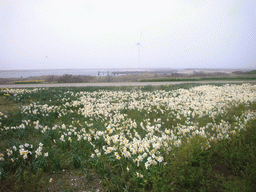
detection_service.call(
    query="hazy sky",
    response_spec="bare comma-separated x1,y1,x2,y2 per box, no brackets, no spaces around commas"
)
1,0,256,70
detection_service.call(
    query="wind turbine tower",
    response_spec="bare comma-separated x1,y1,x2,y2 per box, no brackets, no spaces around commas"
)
135,30,142,69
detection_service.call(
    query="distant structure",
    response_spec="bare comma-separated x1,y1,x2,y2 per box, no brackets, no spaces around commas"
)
111,69,177,76
98,71,110,76
134,30,142,68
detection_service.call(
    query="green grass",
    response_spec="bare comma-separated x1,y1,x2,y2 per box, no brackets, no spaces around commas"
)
160,107,256,191
0,96,20,114
0,84,255,191
246,70,256,75
139,76,256,82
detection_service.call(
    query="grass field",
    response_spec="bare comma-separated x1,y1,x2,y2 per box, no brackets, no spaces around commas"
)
139,76,256,82
0,83,256,191
1,69,256,85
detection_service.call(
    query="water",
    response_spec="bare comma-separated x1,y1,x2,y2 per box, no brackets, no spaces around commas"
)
0,69,109,78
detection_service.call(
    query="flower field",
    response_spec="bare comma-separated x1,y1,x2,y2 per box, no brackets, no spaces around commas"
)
13,80,45,84
0,84,256,191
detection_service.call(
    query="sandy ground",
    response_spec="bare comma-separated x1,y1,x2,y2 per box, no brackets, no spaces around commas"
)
0,80,256,89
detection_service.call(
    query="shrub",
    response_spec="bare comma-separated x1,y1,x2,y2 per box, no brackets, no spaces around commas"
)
57,74,83,83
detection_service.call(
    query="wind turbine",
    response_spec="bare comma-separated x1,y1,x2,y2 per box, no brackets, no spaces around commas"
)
134,30,142,69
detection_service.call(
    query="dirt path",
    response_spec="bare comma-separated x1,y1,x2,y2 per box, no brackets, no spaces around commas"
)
1,80,256,88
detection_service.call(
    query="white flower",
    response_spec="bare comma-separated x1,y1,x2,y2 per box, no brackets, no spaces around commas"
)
23,154,28,159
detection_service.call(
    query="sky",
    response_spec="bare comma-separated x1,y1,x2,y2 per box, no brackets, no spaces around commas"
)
0,0,256,70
